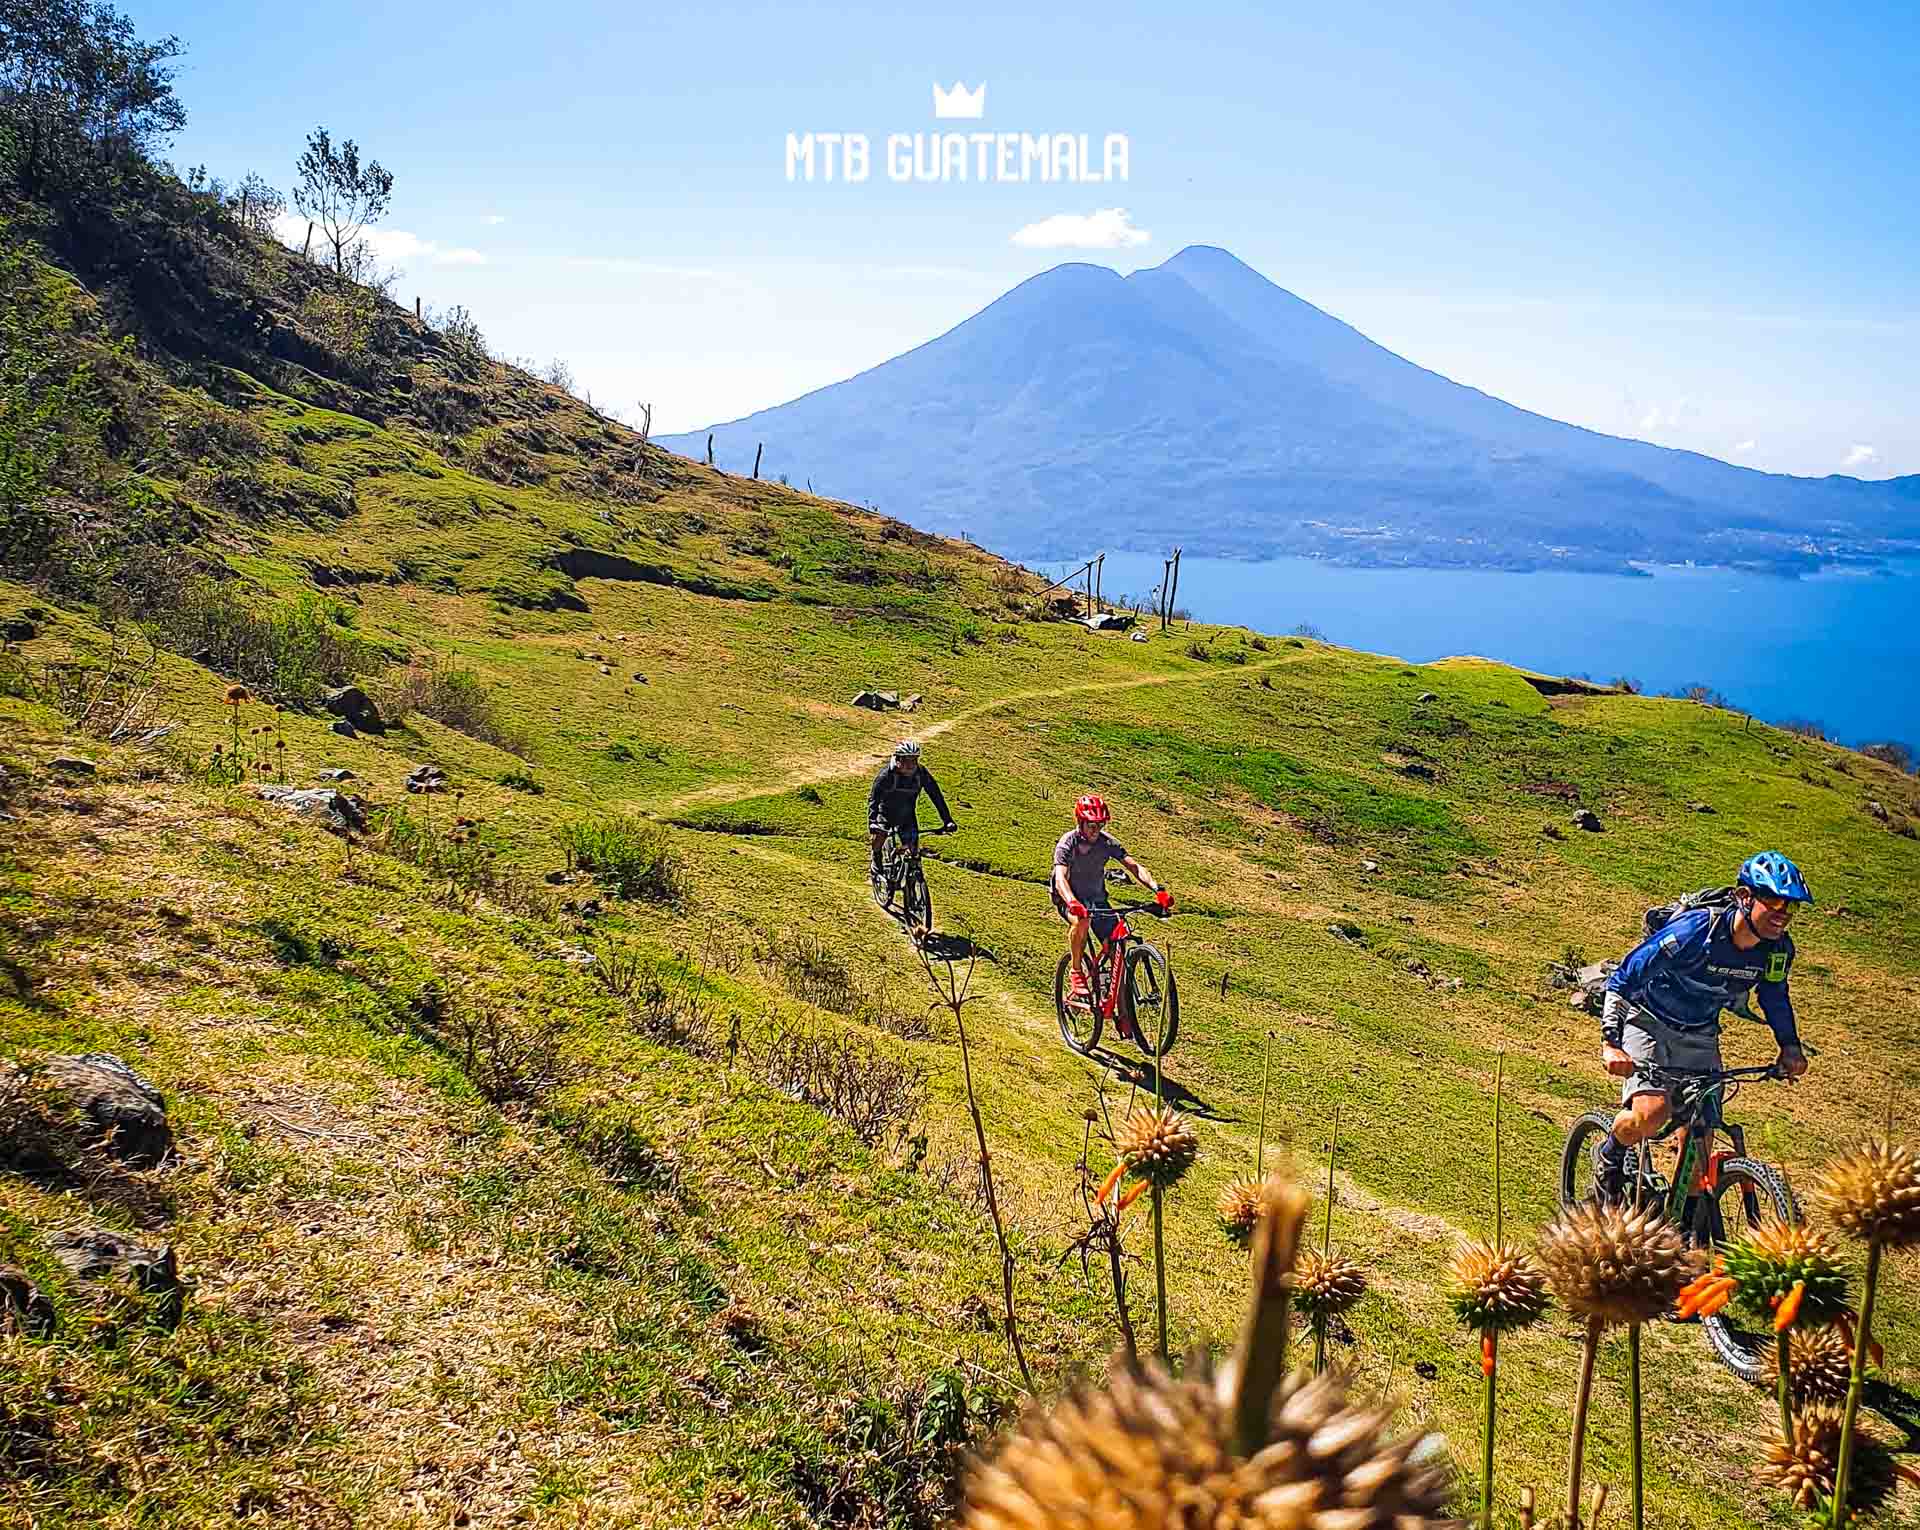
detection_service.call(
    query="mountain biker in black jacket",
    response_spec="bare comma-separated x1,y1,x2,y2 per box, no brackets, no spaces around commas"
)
868,740,954,875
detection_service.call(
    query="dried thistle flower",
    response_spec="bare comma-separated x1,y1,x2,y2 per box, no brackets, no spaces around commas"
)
1722,1221,1851,1328
1817,1142,1920,1250
1217,1177,1282,1247
223,684,251,705
960,1353,1456,1530
1765,1326,1855,1408
1536,1202,1690,1327
1756,1408,1894,1516
1116,1106,1198,1191
1448,1239,1550,1334
1292,1249,1367,1319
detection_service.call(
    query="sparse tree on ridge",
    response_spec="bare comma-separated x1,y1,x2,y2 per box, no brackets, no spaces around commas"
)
293,126,393,276
229,170,283,235
0,0,185,190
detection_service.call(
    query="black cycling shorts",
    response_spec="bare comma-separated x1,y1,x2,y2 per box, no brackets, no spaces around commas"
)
1052,891,1122,944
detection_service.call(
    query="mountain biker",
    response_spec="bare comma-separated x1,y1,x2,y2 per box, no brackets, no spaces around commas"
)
1052,794,1169,1022
868,741,955,877
1593,850,1812,1201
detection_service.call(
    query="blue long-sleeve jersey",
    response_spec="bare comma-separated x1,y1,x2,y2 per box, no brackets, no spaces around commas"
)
1605,906,1798,1046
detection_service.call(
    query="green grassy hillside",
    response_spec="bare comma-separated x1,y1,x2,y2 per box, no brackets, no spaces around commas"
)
6,164,1920,1530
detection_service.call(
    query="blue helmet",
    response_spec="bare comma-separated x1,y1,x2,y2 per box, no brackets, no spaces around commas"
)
1739,851,1813,904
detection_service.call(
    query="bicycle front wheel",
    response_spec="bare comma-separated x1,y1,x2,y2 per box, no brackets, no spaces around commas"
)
1700,1157,1799,1385
1055,955,1102,1054
902,865,933,932
1124,944,1179,1058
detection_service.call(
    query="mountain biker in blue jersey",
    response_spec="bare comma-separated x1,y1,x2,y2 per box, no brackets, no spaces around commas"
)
1594,850,1812,1201
868,741,955,877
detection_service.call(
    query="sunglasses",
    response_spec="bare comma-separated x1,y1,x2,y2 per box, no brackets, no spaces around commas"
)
1752,893,1798,918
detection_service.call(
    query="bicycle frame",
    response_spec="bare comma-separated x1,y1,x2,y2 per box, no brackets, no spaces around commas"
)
1634,1065,1776,1226
1086,917,1134,1021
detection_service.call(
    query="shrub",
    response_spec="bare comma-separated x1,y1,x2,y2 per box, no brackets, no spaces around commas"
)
409,998,580,1113
1780,718,1829,741
1291,622,1326,641
1611,675,1644,694
1860,741,1916,774
142,581,373,708
376,655,530,756
557,815,688,904
1184,639,1211,661
1249,634,1269,652
497,768,542,793
754,1023,926,1148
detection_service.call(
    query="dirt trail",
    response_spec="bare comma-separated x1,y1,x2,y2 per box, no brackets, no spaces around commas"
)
654,652,1306,814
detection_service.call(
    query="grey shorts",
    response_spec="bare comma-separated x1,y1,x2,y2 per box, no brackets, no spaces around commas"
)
1619,1010,1722,1104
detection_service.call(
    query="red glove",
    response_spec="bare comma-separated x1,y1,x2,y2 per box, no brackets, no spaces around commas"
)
1068,900,1088,919
1154,889,1172,910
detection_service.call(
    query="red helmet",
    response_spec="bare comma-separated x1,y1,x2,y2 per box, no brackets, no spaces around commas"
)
1074,793,1110,825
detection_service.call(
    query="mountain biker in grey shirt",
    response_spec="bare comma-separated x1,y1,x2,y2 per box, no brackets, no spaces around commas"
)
1051,792,1169,1010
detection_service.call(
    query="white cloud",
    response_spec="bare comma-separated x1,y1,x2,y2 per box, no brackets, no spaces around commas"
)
268,213,486,267
1731,439,1757,454
480,213,508,226
1843,443,1881,469
1010,207,1150,250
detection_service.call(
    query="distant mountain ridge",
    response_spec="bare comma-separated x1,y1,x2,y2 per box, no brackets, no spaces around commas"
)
663,246,1920,574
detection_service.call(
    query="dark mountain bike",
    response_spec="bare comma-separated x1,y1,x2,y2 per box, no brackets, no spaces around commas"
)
871,825,952,933
1054,901,1179,1061
1560,1061,1798,1384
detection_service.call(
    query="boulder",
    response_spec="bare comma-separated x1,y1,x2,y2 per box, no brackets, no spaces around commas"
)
48,756,96,775
1867,799,1890,822
0,1266,54,1337
317,768,355,782
901,693,924,713
39,1054,172,1165
1688,801,1715,814
330,719,358,738
255,785,368,834
1417,691,1439,703
1131,631,1148,643
851,690,900,711
1570,808,1604,832
45,1228,183,1326
405,763,449,794
322,686,384,735
1,617,38,643
1399,762,1437,782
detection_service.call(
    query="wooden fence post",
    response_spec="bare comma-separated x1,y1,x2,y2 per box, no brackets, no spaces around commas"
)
414,295,422,320
752,443,763,480
706,433,714,467
1168,548,1182,626
301,221,313,258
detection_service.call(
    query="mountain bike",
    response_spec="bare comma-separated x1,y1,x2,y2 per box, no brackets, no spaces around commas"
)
1560,1061,1797,1383
1054,901,1180,1060
871,824,952,933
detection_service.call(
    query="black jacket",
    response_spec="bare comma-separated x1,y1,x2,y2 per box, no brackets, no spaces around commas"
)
868,764,951,828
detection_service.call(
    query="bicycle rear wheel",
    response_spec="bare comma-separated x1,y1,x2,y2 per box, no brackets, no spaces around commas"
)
1054,955,1102,1054
1699,1157,1799,1385
1124,944,1179,1058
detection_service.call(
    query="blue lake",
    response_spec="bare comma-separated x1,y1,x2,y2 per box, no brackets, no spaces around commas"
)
1044,552,1920,747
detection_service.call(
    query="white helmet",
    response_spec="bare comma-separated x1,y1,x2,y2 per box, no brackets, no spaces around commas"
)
893,740,921,762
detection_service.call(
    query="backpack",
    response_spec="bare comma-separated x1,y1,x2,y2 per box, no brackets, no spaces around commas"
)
1564,885,1752,1019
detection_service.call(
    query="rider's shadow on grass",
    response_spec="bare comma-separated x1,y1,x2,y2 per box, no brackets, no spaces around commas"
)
1086,1050,1225,1120
1864,1376,1920,1455
915,929,996,964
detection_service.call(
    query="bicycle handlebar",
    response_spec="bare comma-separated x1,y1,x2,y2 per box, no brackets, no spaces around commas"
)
1640,1061,1790,1085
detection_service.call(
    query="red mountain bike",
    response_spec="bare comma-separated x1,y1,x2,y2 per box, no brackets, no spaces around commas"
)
1054,901,1180,1059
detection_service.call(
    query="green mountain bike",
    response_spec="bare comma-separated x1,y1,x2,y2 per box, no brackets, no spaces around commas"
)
1560,1061,1797,1384
870,825,951,933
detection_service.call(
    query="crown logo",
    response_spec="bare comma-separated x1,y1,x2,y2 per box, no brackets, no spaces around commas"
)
933,81,986,119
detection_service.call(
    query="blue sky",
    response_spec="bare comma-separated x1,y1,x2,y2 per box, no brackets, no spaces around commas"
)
133,0,1915,475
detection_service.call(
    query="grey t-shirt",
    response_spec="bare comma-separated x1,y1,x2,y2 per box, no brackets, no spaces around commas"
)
1054,828,1127,906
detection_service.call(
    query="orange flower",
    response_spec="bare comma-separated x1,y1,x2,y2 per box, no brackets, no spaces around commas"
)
1774,1280,1806,1331
1481,1332,1496,1376
1117,1181,1149,1213
1095,1161,1126,1205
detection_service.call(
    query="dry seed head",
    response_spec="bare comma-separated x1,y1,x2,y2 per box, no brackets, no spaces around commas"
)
1816,1142,1920,1249
1218,1177,1288,1248
223,684,251,705
1723,1221,1851,1327
1117,1106,1199,1191
1292,1250,1367,1318
960,1358,1459,1530
1755,1407,1892,1517
1448,1240,1551,1334
1535,1202,1690,1327
1763,1326,1855,1407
